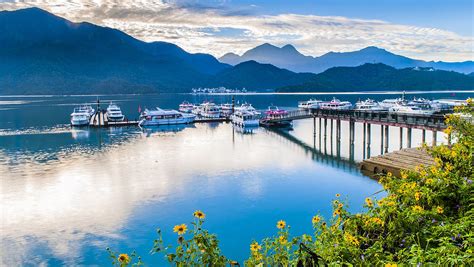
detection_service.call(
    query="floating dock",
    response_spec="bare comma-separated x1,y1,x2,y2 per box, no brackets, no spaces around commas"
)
359,148,434,178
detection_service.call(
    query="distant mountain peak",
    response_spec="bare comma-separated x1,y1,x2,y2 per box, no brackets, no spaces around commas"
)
282,44,297,51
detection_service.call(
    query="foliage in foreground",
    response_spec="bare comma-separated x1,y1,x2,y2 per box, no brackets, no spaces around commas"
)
108,100,473,266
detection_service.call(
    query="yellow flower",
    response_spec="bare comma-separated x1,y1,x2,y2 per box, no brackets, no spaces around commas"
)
250,242,262,252
312,215,321,224
335,193,341,197
338,203,343,208
426,178,434,185
365,197,373,207
414,192,422,201
412,205,424,213
467,98,473,104
173,224,188,235
193,210,206,219
436,206,444,214
276,220,286,229
278,235,287,244
118,254,130,264
365,217,384,227
333,209,341,217
386,201,396,207
444,126,453,135
385,263,398,267
401,173,408,179
344,232,359,246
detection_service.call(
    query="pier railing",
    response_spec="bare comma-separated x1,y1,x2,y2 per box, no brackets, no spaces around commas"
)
310,109,447,131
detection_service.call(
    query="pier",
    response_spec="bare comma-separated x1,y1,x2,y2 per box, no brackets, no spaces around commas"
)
260,108,448,151
359,148,435,178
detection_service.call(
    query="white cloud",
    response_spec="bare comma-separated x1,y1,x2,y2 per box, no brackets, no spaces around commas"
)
1,0,473,61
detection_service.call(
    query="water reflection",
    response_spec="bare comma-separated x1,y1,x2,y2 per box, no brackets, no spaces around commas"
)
0,122,380,265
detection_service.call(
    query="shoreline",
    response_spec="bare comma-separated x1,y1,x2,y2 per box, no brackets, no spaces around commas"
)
0,90,473,98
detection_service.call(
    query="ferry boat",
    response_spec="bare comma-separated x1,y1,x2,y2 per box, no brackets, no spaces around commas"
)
220,103,234,116
231,110,260,127
178,101,194,113
70,108,91,126
388,103,435,115
265,105,288,118
298,99,323,109
355,99,386,111
138,107,196,126
320,98,352,110
106,103,125,122
77,105,95,117
235,103,259,115
200,102,221,118
192,104,203,115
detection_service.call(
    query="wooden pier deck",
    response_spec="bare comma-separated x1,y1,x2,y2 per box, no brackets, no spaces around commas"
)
359,148,435,178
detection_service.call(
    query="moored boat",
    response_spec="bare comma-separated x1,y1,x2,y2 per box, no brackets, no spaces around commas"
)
231,110,260,127
70,108,90,126
298,99,323,109
106,103,125,122
235,103,260,115
138,107,195,126
219,103,233,116
388,103,435,115
179,101,194,113
355,98,386,111
200,102,221,118
320,98,352,110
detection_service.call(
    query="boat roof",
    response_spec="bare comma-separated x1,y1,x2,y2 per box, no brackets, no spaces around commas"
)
144,107,181,115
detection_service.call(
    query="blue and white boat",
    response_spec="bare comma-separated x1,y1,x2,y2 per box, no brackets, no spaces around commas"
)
138,107,195,126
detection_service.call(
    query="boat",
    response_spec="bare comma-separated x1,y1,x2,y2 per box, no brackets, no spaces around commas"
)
106,103,125,122
265,105,288,118
378,92,408,109
200,102,221,118
178,101,194,113
192,104,203,115
138,107,196,126
70,108,91,126
231,110,260,127
77,105,95,117
320,98,352,110
388,103,435,115
219,103,234,116
354,99,386,111
235,103,260,115
298,99,323,109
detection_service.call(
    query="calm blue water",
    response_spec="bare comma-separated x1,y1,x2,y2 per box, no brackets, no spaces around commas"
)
0,92,472,266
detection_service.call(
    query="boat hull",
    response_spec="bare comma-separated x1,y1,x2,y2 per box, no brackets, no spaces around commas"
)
71,118,89,126
139,116,195,126
107,115,125,122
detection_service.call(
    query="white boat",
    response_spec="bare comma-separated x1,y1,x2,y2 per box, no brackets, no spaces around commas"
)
70,108,90,126
235,103,260,115
389,103,435,115
179,101,194,113
220,103,233,116
200,102,221,118
77,105,95,117
320,98,352,110
138,107,196,126
231,110,260,127
298,99,323,109
355,98,386,111
106,103,125,122
192,105,203,115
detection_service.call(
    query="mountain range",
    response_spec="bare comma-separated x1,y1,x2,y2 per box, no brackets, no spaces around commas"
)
279,63,474,92
0,7,472,94
220,43,474,74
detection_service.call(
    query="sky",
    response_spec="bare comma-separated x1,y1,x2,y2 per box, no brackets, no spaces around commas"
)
1,0,473,61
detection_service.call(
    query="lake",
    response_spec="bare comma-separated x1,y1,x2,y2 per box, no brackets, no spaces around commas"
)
0,92,471,266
